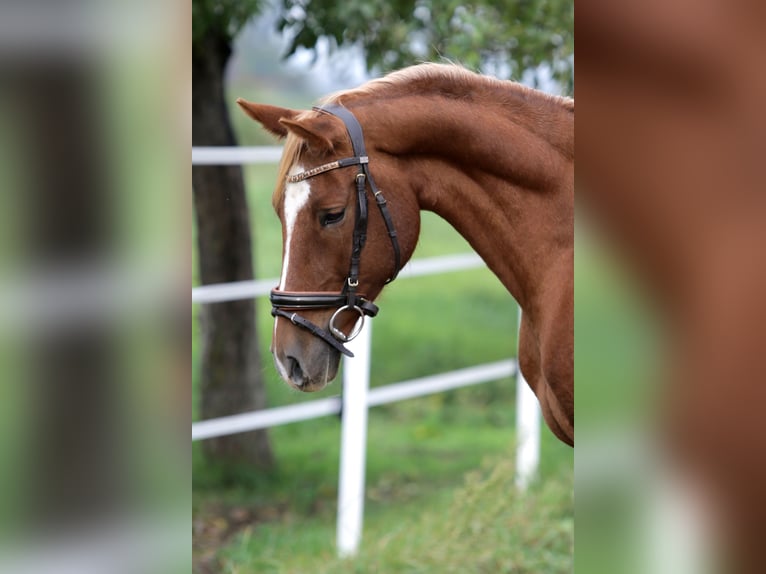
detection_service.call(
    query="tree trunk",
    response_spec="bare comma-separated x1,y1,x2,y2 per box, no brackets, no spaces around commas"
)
192,33,274,468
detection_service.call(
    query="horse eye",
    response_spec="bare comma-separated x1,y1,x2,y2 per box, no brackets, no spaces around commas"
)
321,209,346,227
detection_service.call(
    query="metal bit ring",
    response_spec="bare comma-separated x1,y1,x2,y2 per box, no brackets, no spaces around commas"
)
329,305,365,342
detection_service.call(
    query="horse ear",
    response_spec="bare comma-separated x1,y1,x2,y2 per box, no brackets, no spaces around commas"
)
279,115,341,153
236,99,297,139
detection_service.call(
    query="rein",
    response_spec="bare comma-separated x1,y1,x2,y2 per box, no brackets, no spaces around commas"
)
270,103,401,357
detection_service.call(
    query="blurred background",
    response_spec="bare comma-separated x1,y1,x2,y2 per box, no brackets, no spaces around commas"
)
0,1,188,573
192,1,573,572
5,0,760,572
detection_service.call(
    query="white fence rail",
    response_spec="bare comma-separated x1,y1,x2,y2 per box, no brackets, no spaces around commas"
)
192,145,284,165
191,253,485,304
191,358,517,441
192,146,541,557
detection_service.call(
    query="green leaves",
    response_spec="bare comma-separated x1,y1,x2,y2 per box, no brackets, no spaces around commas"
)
192,0,573,93
277,0,573,93
193,0,264,45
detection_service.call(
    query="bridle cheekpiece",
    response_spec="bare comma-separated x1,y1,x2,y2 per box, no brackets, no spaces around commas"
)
270,103,401,358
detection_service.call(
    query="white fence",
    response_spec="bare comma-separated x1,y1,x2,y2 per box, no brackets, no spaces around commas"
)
192,147,541,557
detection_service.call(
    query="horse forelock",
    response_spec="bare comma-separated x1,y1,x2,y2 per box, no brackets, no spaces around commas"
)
273,123,308,212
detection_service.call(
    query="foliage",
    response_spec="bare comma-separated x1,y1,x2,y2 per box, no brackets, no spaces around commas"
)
277,0,573,91
192,0,264,46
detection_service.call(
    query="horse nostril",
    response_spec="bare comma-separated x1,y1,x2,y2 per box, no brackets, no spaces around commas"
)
286,355,305,386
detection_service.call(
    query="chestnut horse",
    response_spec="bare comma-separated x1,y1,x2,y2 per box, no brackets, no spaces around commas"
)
238,63,574,446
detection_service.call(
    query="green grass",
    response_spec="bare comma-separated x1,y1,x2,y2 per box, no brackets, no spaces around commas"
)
194,401,572,573
193,394,573,572
221,453,573,574
193,162,574,572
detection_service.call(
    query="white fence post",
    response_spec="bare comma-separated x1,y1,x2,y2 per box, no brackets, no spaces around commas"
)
336,320,372,557
515,308,541,489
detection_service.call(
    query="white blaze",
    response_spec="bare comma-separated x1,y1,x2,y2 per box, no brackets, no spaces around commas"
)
279,165,312,290
274,166,312,368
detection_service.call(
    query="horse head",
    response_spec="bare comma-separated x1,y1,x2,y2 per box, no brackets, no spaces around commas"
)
237,99,420,392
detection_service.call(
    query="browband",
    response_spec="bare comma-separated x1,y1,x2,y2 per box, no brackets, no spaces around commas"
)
286,156,368,183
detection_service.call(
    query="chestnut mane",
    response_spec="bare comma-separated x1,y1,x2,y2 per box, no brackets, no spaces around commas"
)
272,63,573,211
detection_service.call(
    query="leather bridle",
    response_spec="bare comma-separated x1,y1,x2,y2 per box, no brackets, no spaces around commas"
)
270,103,401,358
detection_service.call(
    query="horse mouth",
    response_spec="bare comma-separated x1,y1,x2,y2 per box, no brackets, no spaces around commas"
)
295,380,328,393
273,349,339,392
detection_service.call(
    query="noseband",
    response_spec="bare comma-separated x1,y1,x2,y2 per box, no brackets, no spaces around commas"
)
270,103,401,357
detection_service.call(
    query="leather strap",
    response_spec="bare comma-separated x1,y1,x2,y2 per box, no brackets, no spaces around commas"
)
270,289,379,316
272,308,354,357
314,104,369,158
270,290,345,308
286,156,367,183
346,171,368,295
315,103,401,282
373,187,401,283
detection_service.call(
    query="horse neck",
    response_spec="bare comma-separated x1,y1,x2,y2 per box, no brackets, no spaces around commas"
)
361,93,574,316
